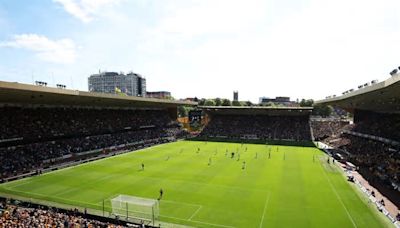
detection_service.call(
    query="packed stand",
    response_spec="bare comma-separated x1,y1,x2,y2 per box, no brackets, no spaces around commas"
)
0,107,173,141
310,117,400,190
200,115,312,141
311,119,350,141
0,106,186,180
310,114,400,211
0,200,126,227
338,134,400,194
352,110,400,142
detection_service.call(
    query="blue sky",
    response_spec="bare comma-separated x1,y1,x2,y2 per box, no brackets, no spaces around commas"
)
0,0,400,102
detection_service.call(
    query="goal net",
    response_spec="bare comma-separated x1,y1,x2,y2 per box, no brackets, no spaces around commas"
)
110,195,159,223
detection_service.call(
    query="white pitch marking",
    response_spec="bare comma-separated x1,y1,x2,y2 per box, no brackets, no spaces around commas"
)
159,214,235,228
188,205,202,220
320,161,358,228
258,193,271,228
161,199,202,208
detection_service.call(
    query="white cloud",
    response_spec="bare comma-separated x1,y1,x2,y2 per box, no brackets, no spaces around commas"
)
7,0,397,100
0,34,77,64
135,0,400,101
139,0,269,52
53,0,121,23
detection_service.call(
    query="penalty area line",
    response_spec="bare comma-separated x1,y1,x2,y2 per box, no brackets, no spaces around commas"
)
161,199,202,208
188,205,202,220
160,214,235,228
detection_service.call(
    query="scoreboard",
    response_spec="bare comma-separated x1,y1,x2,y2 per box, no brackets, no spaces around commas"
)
188,110,202,122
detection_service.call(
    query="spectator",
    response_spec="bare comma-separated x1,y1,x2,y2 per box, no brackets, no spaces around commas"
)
200,115,312,141
0,107,187,180
0,204,125,227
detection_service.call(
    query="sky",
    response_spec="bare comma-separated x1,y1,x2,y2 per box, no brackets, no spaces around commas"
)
0,0,399,103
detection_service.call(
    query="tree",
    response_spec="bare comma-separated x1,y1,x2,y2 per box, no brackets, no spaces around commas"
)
222,99,231,106
313,104,333,117
178,106,189,117
198,98,206,106
261,102,274,107
204,99,216,106
299,99,314,107
244,101,253,106
232,100,242,106
214,98,222,106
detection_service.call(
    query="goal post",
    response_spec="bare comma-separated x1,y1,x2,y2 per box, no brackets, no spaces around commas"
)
110,195,159,224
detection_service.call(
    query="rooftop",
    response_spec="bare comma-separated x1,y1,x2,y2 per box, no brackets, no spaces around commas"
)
199,106,312,116
316,74,400,113
0,81,196,108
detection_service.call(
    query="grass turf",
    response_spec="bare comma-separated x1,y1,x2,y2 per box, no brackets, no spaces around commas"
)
0,141,391,228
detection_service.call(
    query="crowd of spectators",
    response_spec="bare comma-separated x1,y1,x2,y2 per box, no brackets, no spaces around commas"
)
338,135,400,191
352,110,400,142
310,119,350,141
200,115,312,141
0,107,172,141
0,128,184,179
0,201,126,227
0,106,187,180
311,113,400,210
309,110,400,217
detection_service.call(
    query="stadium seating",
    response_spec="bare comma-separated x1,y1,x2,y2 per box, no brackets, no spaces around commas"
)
0,107,173,141
0,107,187,180
311,116,400,206
338,135,400,191
200,115,312,141
352,110,400,141
310,119,350,141
0,199,126,227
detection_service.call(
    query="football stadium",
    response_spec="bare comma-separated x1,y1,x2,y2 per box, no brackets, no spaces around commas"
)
0,74,399,228
2,2,400,228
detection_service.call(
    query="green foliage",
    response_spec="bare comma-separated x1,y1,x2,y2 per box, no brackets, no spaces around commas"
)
198,98,206,106
260,102,285,107
197,98,237,106
214,98,222,106
313,104,333,117
221,99,231,106
244,101,253,106
204,99,216,106
178,106,192,117
299,99,314,107
260,102,271,107
232,100,241,106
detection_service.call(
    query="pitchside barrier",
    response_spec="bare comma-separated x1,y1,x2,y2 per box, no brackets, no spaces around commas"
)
189,136,315,147
1,138,177,184
344,170,400,227
0,189,160,227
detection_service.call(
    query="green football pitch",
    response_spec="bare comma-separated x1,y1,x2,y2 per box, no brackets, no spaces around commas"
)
0,141,391,228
